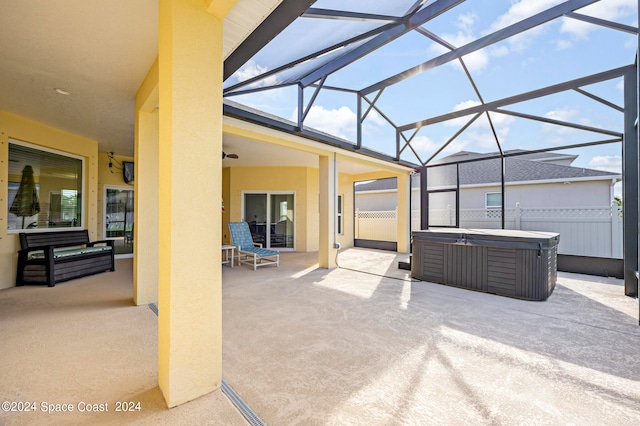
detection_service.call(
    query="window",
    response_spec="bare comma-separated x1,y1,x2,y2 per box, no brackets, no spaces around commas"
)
337,194,343,235
8,140,83,231
485,192,502,209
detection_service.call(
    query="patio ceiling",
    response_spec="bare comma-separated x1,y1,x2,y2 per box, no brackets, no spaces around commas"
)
0,0,284,157
223,133,318,168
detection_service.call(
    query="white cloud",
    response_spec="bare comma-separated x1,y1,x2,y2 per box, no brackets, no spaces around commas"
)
452,99,482,112
431,0,636,72
290,104,387,141
540,107,611,144
294,105,357,139
231,60,279,87
233,60,267,82
545,107,580,122
403,99,517,159
485,0,636,54
588,155,622,173
409,135,437,155
543,107,581,135
444,100,514,132
459,50,490,73
430,14,490,73
488,0,564,53
560,0,637,40
555,39,574,50
430,34,490,73
490,0,564,31
457,12,478,32
451,120,512,151
432,1,570,73
363,109,386,127
489,44,510,57
442,100,482,127
410,135,469,159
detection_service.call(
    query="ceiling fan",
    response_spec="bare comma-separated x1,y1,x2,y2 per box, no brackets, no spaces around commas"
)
222,151,238,159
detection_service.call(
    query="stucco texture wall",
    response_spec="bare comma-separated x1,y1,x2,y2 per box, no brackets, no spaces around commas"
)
223,166,360,252
224,166,319,252
0,111,99,290
337,172,354,249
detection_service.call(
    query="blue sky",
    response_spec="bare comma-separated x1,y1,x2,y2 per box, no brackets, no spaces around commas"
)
225,0,637,185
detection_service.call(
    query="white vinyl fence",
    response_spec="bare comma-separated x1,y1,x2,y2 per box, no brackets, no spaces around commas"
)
354,209,397,242
356,202,623,258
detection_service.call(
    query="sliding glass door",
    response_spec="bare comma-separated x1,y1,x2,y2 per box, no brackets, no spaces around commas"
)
104,186,134,257
243,192,294,250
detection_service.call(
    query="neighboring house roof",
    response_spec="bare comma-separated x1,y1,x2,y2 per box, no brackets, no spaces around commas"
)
354,178,408,192
355,150,620,192
440,149,579,165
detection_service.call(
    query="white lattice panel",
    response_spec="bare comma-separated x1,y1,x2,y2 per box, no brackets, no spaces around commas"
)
355,205,622,258
358,210,397,220
520,207,611,219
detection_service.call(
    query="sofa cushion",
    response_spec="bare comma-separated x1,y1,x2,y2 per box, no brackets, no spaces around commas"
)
28,245,112,260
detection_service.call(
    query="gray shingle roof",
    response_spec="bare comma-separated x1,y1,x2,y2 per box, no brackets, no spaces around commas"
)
354,178,401,192
355,150,620,191
436,149,576,163
464,156,618,185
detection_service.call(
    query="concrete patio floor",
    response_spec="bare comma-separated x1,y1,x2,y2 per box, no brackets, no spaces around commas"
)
1,247,639,425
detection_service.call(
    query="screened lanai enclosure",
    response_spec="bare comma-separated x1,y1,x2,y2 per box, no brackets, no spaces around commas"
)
223,0,639,308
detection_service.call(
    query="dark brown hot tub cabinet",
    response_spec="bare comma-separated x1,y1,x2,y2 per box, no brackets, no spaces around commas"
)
411,228,559,301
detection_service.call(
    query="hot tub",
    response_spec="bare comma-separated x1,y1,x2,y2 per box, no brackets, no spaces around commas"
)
411,228,559,301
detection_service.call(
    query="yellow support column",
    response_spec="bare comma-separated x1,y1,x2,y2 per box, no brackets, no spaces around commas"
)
396,173,411,254
319,155,337,268
134,59,159,306
157,0,227,407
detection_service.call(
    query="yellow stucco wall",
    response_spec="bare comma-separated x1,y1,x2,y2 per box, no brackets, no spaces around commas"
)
134,58,159,306
338,172,355,249
97,152,134,240
0,111,99,290
222,167,231,244
225,166,319,252
306,167,320,252
222,166,410,253
157,0,225,406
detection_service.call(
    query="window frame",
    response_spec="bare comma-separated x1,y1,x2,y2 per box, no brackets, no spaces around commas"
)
485,192,502,210
7,138,85,234
241,190,296,251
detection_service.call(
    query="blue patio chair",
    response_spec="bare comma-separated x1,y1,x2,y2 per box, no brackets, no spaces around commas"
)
227,222,279,270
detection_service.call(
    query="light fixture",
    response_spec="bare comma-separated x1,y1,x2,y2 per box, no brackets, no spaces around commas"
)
54,88,70,95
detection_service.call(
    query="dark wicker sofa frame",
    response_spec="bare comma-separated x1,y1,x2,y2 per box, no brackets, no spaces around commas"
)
16,230,115,287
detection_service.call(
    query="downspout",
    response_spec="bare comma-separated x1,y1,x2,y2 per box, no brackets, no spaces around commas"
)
334,152,341,250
